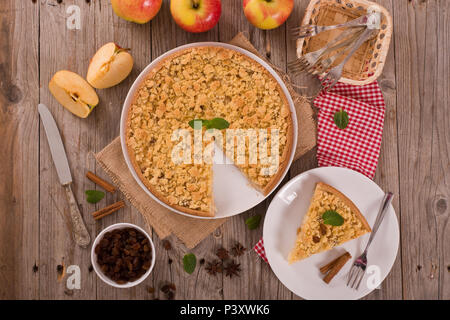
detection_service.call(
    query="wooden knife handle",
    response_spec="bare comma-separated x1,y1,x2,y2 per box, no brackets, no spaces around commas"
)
63,184,91,248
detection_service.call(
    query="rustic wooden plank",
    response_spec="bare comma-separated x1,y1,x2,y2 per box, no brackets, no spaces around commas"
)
362,0,403,300
149,0,222,299
434,0,450,300
393,0,449,299
218,0,293,300
0,0,39,299
284,0,320,300
39,0,97,299
91,0,153,300
285,0,319,198
285,0,404,300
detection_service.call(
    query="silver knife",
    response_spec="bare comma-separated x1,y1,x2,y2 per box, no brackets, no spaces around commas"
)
38,103,91,248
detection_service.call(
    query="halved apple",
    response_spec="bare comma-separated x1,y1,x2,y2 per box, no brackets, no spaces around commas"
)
49,70,99,118
87,42,134,89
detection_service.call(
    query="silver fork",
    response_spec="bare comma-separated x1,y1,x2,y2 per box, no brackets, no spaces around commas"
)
287,27,364,75
291,13,375,39
306,28,366,75
347,192,394,290
321,28,377,90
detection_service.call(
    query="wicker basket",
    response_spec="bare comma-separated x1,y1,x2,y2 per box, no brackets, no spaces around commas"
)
296,0,392,85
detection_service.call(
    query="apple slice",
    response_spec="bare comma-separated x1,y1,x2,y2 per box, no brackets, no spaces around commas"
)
87,42,134,89
49,70,99,118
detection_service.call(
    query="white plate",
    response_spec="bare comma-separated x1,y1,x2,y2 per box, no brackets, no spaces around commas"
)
263,167,399,300
120,42,298,220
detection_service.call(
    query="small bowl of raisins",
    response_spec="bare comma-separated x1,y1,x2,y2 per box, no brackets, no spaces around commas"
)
91,223,155,288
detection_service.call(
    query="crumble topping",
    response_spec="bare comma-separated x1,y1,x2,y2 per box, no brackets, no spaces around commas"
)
127,47,291,214
289,186,370,262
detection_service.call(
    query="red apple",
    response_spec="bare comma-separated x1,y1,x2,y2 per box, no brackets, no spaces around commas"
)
111,0,162,24
243,0,294,30
170,0,221,33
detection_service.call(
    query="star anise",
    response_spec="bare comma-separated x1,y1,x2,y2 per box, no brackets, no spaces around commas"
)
231,242,247,257
205,260,223,276
216,247,229,260
224,260,241,278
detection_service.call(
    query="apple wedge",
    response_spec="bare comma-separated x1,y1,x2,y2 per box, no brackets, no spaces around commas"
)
87,42,134,89
49,70,99,118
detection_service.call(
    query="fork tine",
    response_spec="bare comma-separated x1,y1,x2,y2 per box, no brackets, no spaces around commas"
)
347,265,357,286
287,63,307,76
307,63,323,75
355,270,365,290
289,65,307,74
288,59,309,72
308,61,328,75
290,25,312,33
287,62,301,70
290,26,301,33
290,26,315,39
350,268,363,288
291,32,314,40
288,64,305,73
287,60,299,68
290,65,307,73
347,265,355,286
287,56,307,65
287,58,305,67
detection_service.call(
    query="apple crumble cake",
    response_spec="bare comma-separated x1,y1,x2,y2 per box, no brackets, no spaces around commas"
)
126,46,293,217
288,182,371,264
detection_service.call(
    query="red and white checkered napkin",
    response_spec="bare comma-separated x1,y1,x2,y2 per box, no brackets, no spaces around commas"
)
253,80,386,263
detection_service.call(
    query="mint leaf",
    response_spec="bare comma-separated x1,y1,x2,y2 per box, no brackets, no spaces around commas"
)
322,210,344,226
333,109,349,129
205,118,230,130
188,118,229,130
245,215,261,230
188,119,206,129
183,253,196,274
85,190,105,204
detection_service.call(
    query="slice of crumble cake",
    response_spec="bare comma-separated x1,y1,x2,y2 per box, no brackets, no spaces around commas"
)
288,182,371,264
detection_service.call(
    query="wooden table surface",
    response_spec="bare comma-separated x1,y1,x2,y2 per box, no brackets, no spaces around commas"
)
0,0,448,300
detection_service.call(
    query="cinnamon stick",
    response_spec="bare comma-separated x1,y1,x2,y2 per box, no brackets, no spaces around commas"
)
321,251,352,284
92,200,125,220
86,171,116,193
320,252,350,274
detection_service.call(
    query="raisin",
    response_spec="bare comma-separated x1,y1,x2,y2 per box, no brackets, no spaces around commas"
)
95,227,152,284
319,224,327,236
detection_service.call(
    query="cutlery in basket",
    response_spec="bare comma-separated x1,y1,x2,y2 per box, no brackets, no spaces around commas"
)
321,27,378,90
291,12,378,40
288,27,364,76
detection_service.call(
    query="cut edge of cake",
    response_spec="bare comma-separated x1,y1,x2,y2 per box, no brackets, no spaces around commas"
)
125,46,294,217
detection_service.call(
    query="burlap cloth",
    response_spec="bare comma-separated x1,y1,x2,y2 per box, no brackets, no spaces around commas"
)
95,33,316,249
